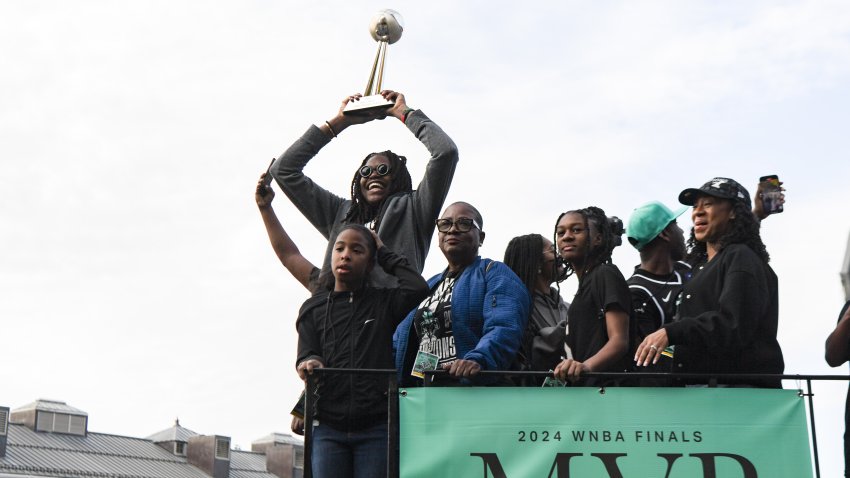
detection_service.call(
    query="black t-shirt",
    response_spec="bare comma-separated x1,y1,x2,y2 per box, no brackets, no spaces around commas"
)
566,263,631,372
628,261,692,342
413,270,461,383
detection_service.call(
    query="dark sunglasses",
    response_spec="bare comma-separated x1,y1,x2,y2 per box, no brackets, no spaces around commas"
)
436,217,480,233
359,163,392,178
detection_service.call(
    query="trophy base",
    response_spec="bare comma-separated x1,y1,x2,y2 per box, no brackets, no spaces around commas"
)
343,94,393,115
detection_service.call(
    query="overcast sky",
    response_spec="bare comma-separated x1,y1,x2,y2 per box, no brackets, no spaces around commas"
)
2,1,850,474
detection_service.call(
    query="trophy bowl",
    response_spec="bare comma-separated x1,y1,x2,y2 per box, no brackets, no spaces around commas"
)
369,9,404,44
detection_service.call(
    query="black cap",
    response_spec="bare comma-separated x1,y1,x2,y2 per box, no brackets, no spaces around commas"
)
678,177,751,209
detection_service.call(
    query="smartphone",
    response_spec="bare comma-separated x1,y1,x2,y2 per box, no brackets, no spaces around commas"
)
759,175,783,215
262,157,276,187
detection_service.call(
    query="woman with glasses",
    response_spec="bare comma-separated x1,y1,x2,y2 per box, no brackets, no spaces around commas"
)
394,202,530,386
552,207,631,385
270,90,458,287
503,234,571,385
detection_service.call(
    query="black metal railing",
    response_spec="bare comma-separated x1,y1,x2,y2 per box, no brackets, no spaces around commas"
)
302,369,849,478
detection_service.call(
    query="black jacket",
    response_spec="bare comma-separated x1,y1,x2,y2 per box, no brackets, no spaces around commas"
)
296,247,429,431
664,244,784,387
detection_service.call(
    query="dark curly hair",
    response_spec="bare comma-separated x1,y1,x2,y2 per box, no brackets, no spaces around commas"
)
685,199,769,264
504,234,546,293
343,150,413,231
314,224,378,292
554,206,623,280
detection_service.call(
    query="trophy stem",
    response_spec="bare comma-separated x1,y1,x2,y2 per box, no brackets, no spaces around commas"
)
363,50,379,95
345,32,394,114
374,41,387,93
364,42,385,96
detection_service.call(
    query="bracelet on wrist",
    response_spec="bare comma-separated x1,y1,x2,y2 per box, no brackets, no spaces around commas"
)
401,108,415,123
325,120,338,138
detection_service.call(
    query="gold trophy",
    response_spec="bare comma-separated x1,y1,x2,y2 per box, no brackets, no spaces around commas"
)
343,9,404,114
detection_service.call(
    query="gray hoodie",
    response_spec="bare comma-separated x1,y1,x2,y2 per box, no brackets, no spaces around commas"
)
271,110,459,287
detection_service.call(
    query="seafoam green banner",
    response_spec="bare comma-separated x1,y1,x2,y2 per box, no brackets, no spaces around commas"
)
399,387,812,478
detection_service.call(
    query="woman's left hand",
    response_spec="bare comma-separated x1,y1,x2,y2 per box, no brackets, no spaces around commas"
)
634,328,669,367
443,359,481,378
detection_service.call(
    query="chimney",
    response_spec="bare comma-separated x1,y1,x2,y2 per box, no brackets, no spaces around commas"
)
0,406,9,458
187,435,230,478
266,445,303,478
251,433,304,478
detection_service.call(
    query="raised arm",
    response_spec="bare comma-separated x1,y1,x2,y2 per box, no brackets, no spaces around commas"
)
269,93,388,239
256,174,317,290
390,92,459,236
753,179,786,221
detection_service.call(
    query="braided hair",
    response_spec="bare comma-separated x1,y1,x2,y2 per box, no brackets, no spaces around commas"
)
685,199,770,264
343,150,413,231
554,206,623,280
504,234,546,293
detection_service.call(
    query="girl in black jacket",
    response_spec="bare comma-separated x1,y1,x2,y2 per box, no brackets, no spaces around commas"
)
296,224,429,478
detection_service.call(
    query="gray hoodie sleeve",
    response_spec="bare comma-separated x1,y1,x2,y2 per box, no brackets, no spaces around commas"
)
271,125,346,240
403,110,459,236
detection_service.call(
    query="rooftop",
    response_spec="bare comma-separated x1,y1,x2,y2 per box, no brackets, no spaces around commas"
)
12,400,87,417
145,420,199,444
0,402,302,478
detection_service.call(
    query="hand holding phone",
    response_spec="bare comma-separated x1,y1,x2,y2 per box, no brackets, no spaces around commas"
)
758,175,784,216
262,157,276,187
256,158,277,207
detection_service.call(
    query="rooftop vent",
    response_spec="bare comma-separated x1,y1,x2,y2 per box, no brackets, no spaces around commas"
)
294,447,304,469
0,407,8,436
11,399,88,436
215,437,230,460
0,406,9,458
147,418,199,457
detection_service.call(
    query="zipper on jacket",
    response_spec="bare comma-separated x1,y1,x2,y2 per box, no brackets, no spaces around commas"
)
348,290,356,430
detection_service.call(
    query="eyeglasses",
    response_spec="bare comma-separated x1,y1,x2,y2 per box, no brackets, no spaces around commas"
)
436,217,480,233
359,163,392,178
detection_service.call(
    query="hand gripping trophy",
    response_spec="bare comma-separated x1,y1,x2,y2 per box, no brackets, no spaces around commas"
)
343,9,404,114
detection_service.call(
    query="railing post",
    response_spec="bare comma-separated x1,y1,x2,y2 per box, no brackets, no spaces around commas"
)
805,379,821,478
388,374,400,478
304,374,315,478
